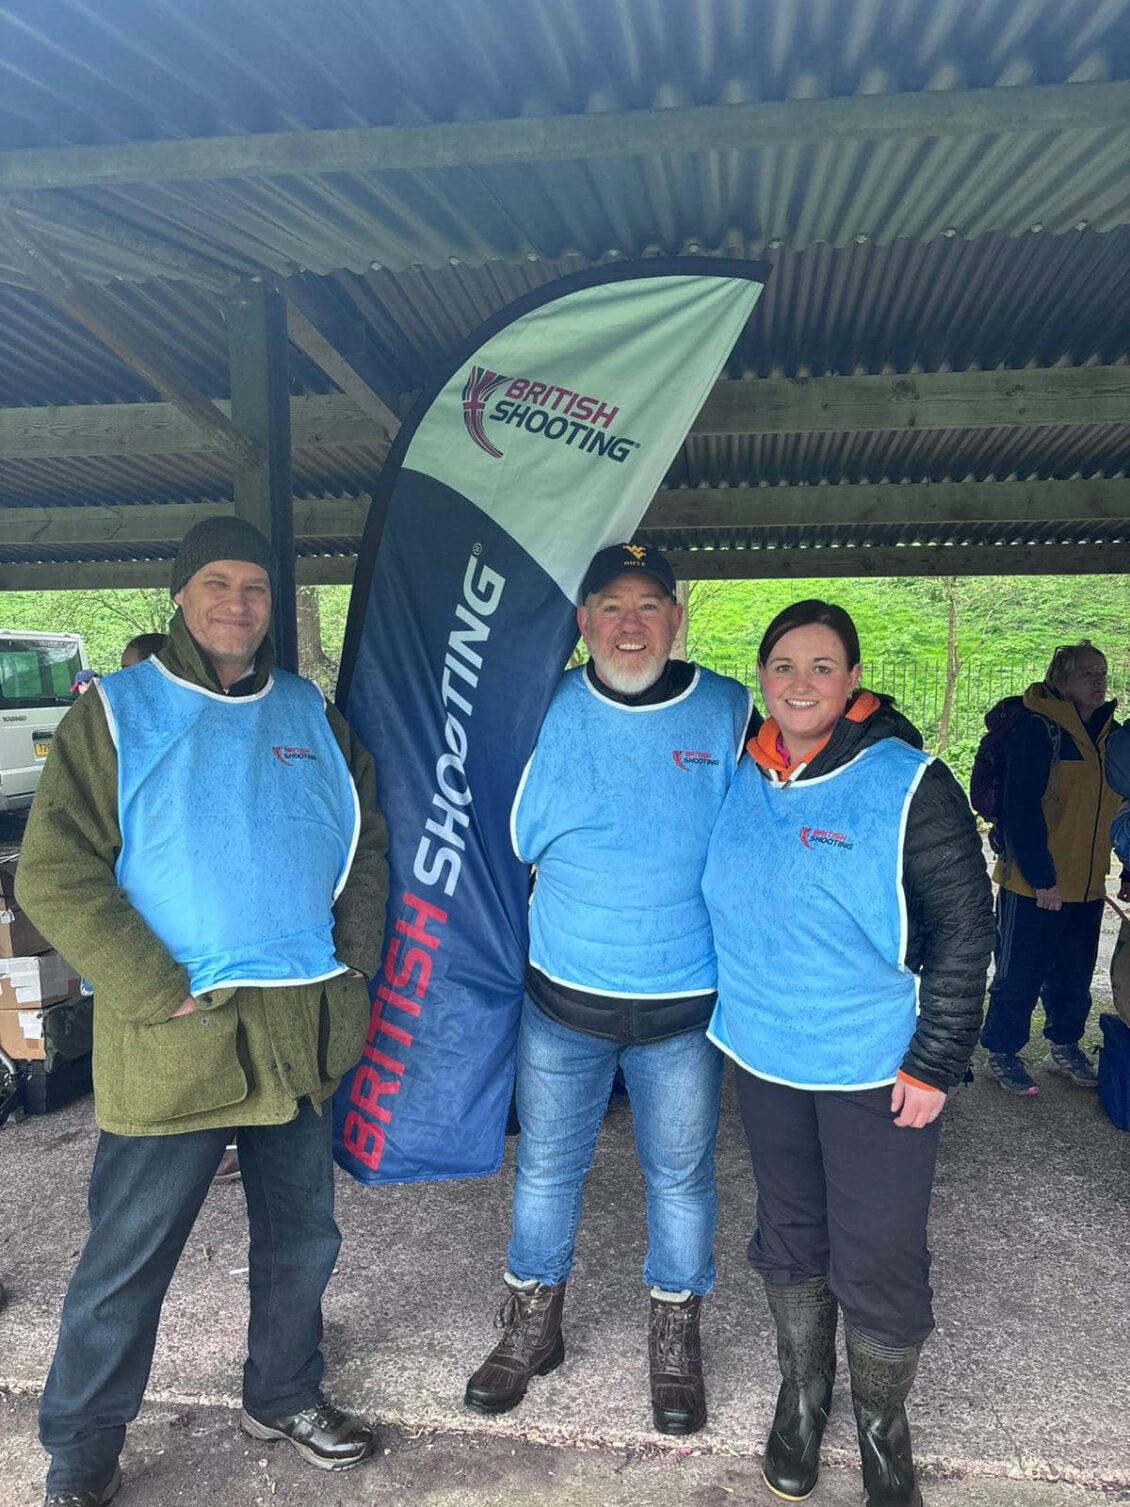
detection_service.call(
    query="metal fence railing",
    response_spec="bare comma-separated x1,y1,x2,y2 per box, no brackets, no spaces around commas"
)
702,655,1130,770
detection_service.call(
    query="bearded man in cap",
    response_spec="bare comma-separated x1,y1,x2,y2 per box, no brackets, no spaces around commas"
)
17,517,388,1506
465,542,754,1437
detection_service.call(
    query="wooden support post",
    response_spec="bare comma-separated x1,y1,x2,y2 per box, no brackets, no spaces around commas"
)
226,281,298,670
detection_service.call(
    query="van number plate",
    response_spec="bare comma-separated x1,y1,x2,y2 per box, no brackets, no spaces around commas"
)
34,738,52,758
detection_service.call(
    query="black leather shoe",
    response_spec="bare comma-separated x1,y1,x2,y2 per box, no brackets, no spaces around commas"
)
43,1464,121,1506
241,1400,375,1471
465,1278,566,1414
648,1293,707,1435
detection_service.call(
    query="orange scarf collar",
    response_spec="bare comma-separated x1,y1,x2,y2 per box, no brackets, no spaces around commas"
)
748,690,881,779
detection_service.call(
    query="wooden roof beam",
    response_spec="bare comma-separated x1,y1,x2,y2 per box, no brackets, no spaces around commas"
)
0,202,258,466
4,541,1128,592
647,477,1130,529
284,300,400,439
0,498,366,548
694,367,1130,435
4,479,1128,552
0,556,358,590
3,365,1128,462
656,544,1130,580
0,81,1126,193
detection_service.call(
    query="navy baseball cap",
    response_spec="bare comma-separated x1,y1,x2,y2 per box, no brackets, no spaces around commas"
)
579,543,677,602
70,669,98,691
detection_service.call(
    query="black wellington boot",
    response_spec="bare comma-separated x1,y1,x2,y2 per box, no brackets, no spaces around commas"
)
464,1276,566,1414
845,1325,924,1507
761,1276,838,1502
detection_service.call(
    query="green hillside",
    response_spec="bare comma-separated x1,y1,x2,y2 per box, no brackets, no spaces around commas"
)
4,572,1126,787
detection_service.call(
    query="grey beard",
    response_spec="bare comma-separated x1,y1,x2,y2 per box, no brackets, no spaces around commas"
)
589,649,666,696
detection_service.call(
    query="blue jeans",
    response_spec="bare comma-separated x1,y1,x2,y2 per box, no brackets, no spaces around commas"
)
507,996,723,1295
40,1102,340,1493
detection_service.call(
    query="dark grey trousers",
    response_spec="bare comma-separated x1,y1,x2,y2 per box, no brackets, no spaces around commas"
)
735,1068,941,1348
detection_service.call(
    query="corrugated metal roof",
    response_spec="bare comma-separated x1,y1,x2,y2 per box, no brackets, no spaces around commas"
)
4,509,1124,569
672,422,1130,492
3,419,1126,514
1,0,1128,287
0,445,382,508
0,536,358,568
5,0,1126,152
3,226,1128,409
1,0,1129,571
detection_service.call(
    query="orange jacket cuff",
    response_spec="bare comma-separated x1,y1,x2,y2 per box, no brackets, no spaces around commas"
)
896,1070,942,1093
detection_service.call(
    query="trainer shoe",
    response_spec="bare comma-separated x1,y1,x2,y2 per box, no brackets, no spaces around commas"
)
985,1052,1039,1096
43,1464,121,1506
241,1400,375,1471
1045,1042,1098,1088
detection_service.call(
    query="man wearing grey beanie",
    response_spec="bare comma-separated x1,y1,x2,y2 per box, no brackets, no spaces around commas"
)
18,517,389,1505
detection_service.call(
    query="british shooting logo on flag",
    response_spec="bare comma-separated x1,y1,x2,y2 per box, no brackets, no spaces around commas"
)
334,259,769,1184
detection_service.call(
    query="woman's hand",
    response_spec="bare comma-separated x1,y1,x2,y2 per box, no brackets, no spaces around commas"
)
890,1077,947,1128
170,996,197,1018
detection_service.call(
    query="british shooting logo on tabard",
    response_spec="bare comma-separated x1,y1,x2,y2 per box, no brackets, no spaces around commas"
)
335,259,770,1186
799,825,854,851
673,749,720,770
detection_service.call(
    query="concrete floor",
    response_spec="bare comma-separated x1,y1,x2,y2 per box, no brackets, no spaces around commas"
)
2,1023,1128,1505
2,807,1128,1505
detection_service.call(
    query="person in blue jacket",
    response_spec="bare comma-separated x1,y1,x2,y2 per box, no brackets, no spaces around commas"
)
702,600,992,1507
464,542,752,1437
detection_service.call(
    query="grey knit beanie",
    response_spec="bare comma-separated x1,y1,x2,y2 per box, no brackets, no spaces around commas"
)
170,517,278,599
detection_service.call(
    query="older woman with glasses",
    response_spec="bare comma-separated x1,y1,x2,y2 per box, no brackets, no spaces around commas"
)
981,639,1123,1096
701,599,992,1507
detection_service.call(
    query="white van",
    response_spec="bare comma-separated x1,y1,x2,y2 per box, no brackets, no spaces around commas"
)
0,630,89,813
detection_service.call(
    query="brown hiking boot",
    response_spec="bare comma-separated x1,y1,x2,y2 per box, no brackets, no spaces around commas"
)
648,1291,707,1435
464,1276,566,1414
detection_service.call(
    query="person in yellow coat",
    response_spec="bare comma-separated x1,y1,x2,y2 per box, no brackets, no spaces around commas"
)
982,640,1121,1096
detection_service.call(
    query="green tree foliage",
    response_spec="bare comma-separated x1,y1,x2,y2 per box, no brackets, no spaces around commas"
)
686,574,1130,675
686,573,1130,786
4,573,1127,789
0,589,174,670
0,586,357,680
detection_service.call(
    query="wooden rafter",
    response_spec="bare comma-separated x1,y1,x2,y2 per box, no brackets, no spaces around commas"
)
0,81,1126,192
4,479,1129,552
4,540,1128,592
284,303,400,438
656,544,1130,580
0,201,258,466
3,366,1128,462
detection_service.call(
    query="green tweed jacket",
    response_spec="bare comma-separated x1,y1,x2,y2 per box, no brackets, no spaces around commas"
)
15,611,388,1136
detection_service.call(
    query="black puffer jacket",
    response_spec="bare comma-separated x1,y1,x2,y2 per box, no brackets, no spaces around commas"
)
799,694,994,1091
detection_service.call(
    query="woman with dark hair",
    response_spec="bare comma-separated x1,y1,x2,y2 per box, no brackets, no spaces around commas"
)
702,600,993,1507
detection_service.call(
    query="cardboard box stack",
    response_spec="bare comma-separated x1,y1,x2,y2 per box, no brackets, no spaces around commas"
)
0,856,83,1062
